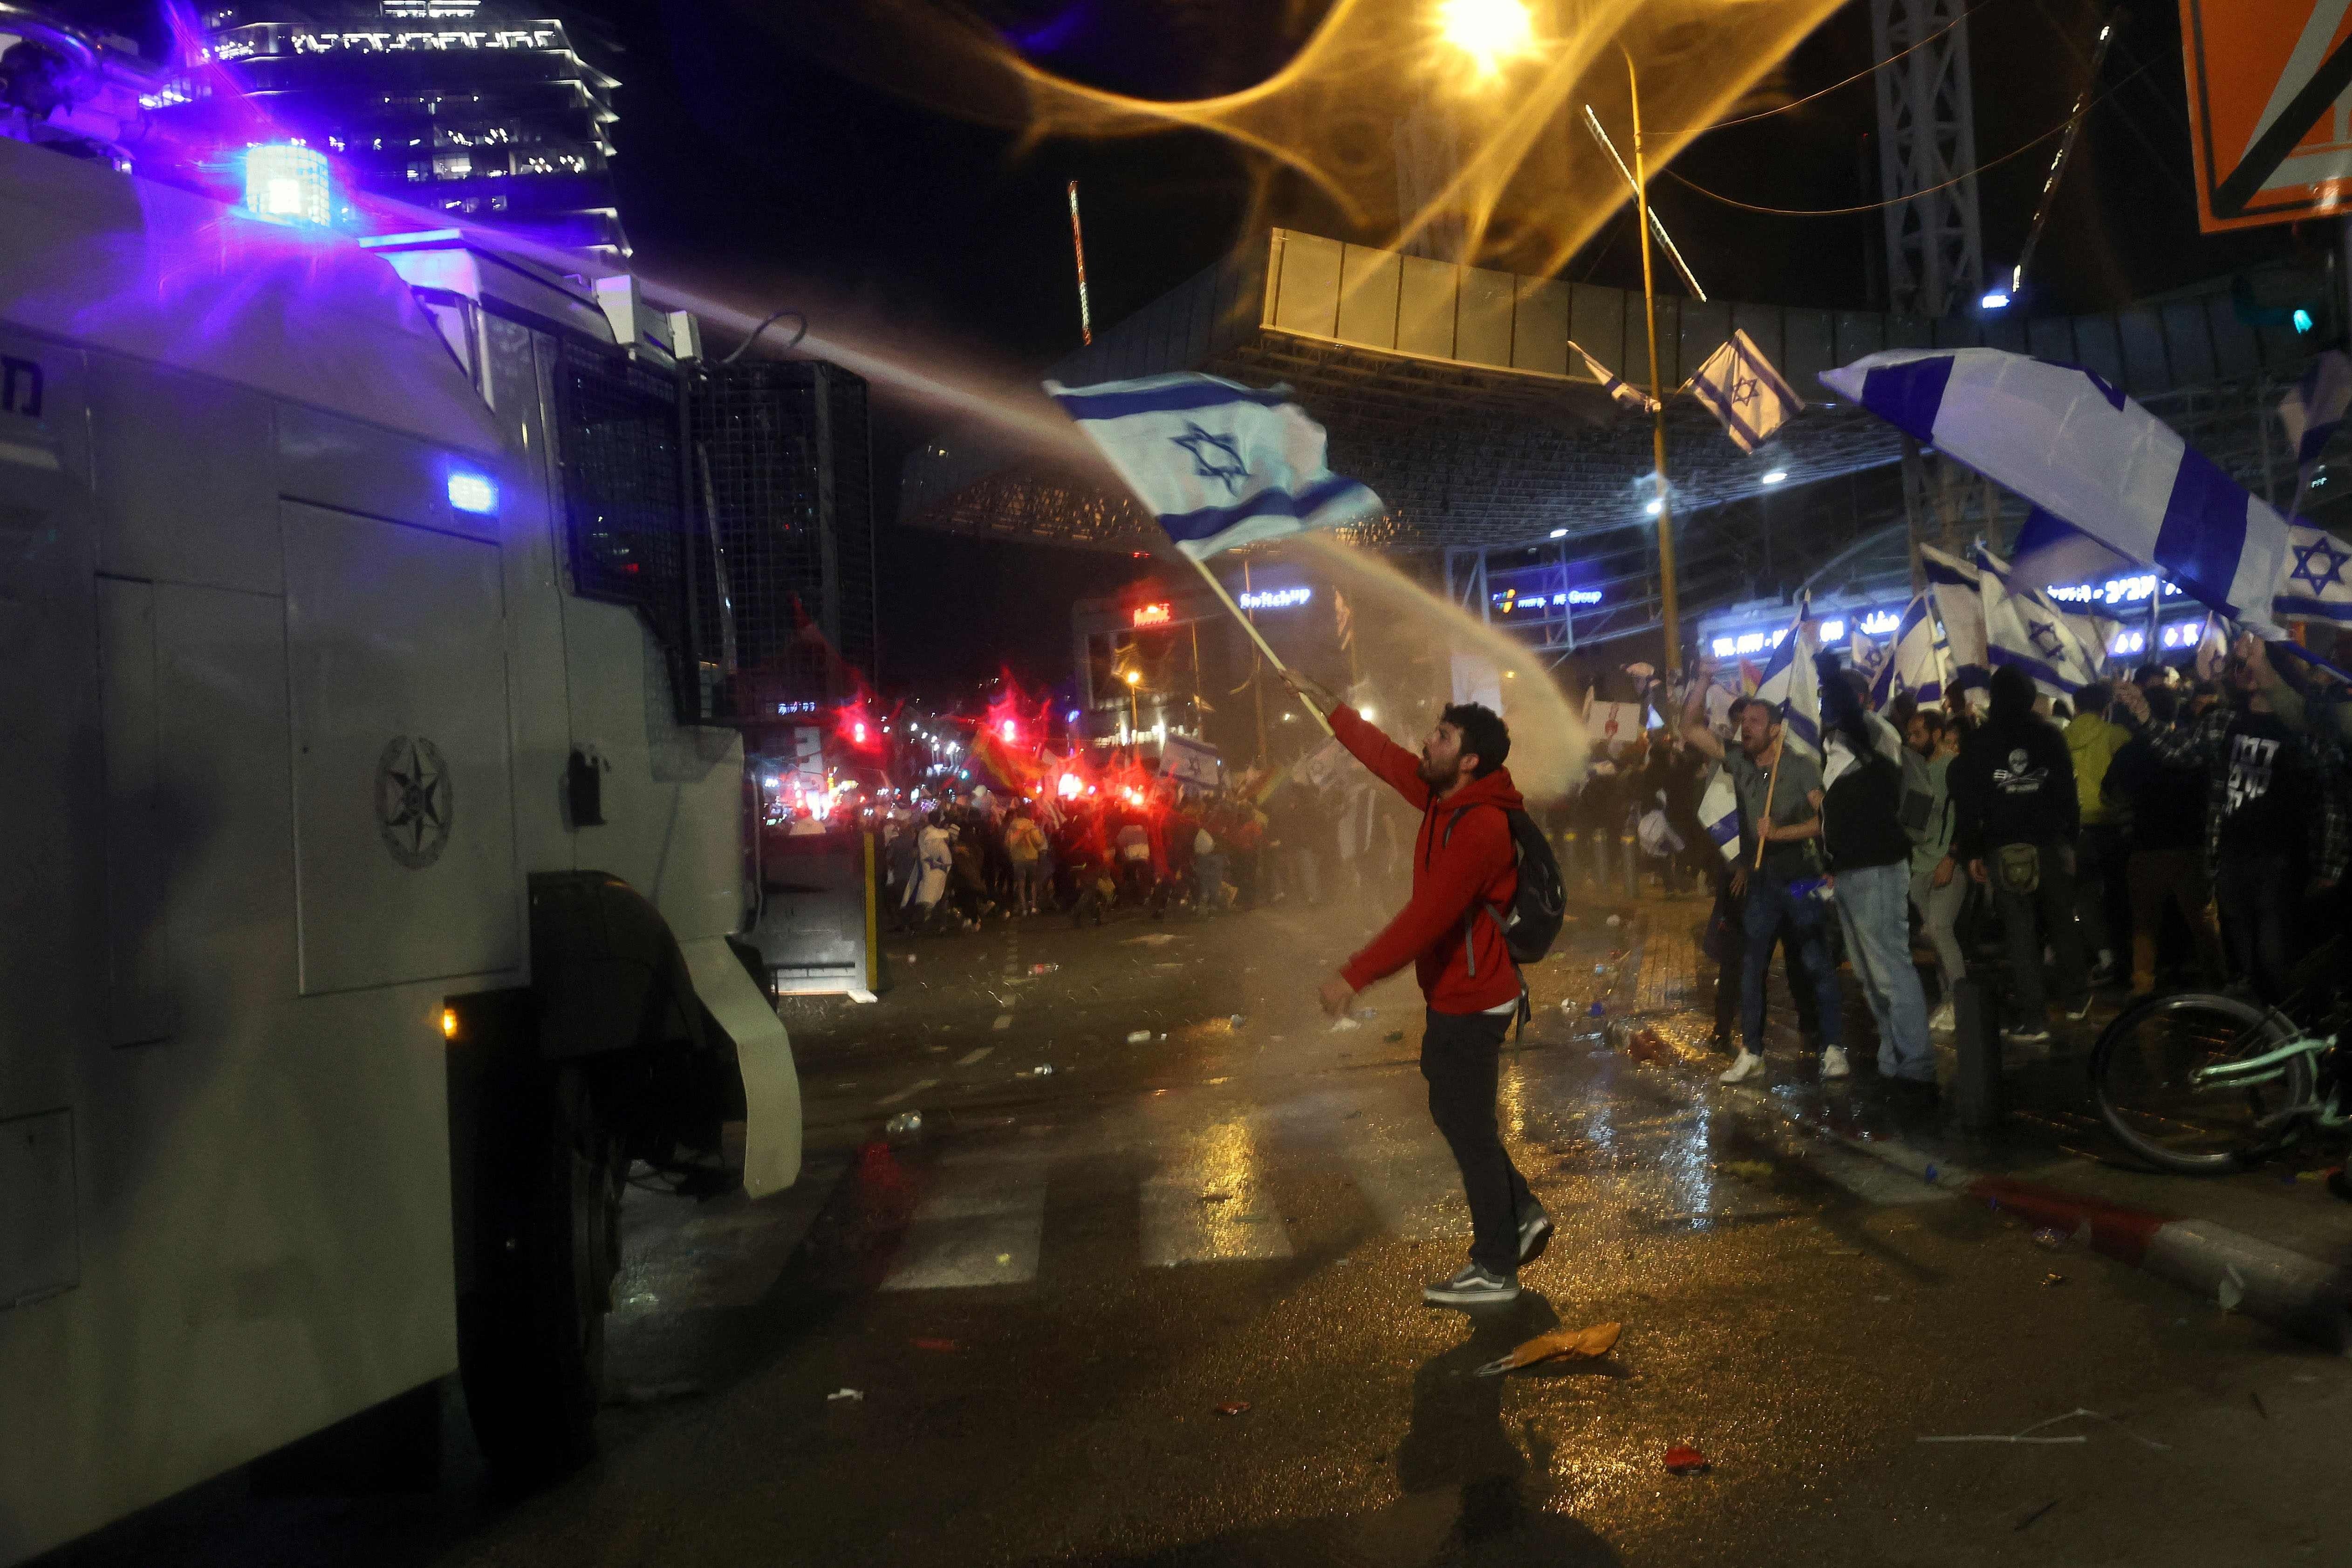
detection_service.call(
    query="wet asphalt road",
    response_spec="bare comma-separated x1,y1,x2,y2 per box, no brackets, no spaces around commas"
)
44,891,2352,1567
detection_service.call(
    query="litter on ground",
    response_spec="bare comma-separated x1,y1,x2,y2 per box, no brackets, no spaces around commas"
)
1473,1322,1623,1377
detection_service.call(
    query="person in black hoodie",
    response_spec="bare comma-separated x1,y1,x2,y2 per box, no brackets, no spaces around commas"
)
1812,658,1939,1091
1950,665,2088,1043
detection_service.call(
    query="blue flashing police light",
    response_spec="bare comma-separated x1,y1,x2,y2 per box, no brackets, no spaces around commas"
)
447,472,499,514
243,144,332,226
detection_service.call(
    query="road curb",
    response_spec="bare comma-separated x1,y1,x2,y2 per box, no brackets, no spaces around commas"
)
1714,1081,2352,1352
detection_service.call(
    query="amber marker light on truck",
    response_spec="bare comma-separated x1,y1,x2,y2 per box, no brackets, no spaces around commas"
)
440,1007,460,1041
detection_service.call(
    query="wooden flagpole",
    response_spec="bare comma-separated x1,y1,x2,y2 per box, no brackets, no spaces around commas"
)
1752,733,1782,871
1178,551,1336,738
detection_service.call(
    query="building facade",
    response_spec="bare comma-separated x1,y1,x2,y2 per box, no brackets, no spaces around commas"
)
173,0,627,257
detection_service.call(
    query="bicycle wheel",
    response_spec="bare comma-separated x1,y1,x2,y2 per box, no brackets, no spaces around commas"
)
2090,991,2312,1174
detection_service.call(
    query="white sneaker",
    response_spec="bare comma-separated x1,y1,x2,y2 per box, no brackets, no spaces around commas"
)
1928,1002,1957,1033
1718,1050,1767,1085
1821,1046,1852,1080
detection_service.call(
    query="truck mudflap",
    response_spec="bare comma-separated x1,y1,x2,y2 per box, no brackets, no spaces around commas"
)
678,935,802,1198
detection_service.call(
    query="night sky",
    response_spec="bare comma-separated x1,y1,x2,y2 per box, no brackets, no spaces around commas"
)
69,0,2326,699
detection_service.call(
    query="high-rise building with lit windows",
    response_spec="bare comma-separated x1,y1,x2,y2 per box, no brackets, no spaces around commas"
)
161,0,628,257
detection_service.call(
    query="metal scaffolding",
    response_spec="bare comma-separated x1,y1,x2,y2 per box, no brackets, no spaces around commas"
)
1871,0,1985,316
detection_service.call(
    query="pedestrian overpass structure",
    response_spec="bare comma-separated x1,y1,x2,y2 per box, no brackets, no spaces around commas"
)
901,227,2329,652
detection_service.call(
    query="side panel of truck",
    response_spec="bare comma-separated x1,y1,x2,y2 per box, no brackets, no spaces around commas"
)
0,329,527,1563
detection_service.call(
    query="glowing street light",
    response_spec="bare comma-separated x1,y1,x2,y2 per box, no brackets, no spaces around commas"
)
1435,0,1535,76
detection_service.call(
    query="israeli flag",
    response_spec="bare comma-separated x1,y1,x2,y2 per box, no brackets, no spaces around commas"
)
1752,616,1823,760
1571,341,1661,414
1921,543,1990,709
1821,349,2290,636
1689,330,1804,452
1869,593,1946,710
1698,763,1741,864
2276,523,2352,623
2279,350,2352,517
1046,373,1384,560
1978,546,2104,696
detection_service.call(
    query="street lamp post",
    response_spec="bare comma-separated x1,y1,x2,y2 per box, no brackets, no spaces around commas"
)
1624,49,1682,680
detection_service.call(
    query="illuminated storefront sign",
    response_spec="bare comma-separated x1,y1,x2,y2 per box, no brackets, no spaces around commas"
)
1707,604,1903,660
1237,586,1313,610
1489,588,1604,611
2049,574,2182,607
1132,602,1173,627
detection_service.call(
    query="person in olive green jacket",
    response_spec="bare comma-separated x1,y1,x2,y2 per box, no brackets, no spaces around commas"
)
2065,683,2134,985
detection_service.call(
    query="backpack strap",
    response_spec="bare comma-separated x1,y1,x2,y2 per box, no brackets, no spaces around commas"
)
1445,803,1520,979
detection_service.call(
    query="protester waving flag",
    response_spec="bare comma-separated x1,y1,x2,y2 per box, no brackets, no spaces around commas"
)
1821,349,2290,634
2278,350,2352,518
1921,543,1989,709
1689,330,1804,452
1977,545,2105,696
1046,373,1384,559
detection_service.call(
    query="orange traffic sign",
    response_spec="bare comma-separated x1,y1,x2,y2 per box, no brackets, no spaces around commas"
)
2182,0,2352,231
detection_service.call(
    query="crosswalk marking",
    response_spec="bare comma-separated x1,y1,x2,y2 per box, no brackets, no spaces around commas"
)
1138,1116,1294,1267
867,1072,1956,1293
1341,1135,1465,1240
881,1157,1048,1291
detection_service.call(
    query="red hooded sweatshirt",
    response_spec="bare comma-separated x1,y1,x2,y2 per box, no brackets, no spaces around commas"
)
1330,705,1524,1013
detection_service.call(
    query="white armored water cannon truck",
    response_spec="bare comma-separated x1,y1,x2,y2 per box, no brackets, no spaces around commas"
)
0,11,802,1559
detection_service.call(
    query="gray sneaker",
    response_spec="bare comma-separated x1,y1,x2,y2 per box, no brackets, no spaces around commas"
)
1517,1203,1553,1267
1422,1264,1520,1307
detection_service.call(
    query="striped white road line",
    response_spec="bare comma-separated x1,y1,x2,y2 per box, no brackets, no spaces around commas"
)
1139,1118,1294,1267
956,1047,993,1067
875,1078,938,1108
1341,1136,1465,1240
881,1158,1048,1291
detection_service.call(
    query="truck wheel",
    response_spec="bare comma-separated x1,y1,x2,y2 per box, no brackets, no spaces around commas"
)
459,1064,624,1482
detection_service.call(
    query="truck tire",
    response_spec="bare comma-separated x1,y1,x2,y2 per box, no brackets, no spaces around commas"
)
458,1064,624,1482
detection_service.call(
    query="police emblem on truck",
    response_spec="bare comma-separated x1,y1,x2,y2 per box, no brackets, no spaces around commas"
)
376,736,452,868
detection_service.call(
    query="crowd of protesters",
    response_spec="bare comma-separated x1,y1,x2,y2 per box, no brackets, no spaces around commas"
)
1529,636,2352,1100
872,774,1422,934
866,627,2351,1103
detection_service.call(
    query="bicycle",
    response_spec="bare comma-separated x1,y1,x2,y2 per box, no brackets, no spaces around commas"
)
2090,964,2347,1175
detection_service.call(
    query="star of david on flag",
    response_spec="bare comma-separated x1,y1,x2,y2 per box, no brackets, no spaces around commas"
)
1046,373,1384,560
1977,544,2104,697
1688,329,1804,453
2276,522,2352,623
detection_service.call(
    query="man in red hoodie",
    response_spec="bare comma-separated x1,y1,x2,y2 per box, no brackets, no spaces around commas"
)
1285,673,1549,1307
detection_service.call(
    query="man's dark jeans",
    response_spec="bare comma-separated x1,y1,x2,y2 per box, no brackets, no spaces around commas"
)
2215,851,2299,1004
1990,840,2088,1029
1713,875,1824,1045
1422,1007,1534,1275
1741,875,1841,1055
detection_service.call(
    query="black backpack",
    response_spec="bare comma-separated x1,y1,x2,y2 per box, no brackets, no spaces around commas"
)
1443,803,1568,972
